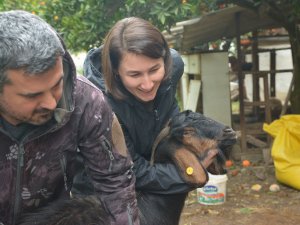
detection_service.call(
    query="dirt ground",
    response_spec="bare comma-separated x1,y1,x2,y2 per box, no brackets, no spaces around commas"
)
179,161,300,225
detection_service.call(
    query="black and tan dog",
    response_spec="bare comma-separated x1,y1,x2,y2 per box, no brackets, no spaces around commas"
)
139,110,236,225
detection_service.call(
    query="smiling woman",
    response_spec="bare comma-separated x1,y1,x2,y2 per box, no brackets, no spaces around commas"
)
117,53,165,102
81,17,198,199
80,17,222,223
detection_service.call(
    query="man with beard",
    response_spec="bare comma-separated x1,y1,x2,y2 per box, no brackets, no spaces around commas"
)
0,10,139,225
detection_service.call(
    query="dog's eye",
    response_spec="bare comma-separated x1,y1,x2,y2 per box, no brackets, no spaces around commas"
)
183,128,196,135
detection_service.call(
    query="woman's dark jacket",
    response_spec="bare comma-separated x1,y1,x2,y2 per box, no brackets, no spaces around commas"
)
83,47,192,194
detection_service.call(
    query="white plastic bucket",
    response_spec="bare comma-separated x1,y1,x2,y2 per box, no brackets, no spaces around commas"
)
197,173,228,205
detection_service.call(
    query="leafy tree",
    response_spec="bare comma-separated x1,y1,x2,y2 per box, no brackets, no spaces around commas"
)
0,0,217,52
220,0,300,113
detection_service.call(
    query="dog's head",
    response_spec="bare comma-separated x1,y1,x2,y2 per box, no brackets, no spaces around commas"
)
152,110,237,186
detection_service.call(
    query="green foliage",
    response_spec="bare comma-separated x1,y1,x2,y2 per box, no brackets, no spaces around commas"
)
2,0,297,53
0,0,221,52
125,0,193,31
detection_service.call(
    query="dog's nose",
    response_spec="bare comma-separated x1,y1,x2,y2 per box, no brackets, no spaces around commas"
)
224,127,234,133
223,127,237,139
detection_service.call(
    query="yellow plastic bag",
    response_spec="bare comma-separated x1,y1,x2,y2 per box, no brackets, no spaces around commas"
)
263,115,300,190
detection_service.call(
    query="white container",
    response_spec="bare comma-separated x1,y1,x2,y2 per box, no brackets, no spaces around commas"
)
197,173,228,205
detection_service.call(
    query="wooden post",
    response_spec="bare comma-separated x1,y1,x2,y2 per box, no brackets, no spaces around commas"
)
252,31,260,117
235,12,247,153
270,49,276,97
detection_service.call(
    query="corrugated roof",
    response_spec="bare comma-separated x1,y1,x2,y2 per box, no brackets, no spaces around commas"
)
163,5,281,51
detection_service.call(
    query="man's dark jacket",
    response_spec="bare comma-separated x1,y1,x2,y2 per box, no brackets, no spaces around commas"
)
0,47,138,225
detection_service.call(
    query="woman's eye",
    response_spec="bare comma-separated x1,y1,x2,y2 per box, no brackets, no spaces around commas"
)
129,73,140,77
150,68,159,74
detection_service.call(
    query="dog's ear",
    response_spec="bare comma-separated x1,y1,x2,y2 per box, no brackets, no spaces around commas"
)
172,147,208,186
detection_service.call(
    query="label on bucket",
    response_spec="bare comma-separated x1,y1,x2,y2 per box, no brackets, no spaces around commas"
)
197,174,227,205
197,185,225,205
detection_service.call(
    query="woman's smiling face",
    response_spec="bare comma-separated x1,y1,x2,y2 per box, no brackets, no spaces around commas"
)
117,52,165,102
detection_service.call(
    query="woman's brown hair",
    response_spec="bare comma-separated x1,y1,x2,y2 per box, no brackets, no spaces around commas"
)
102,17,172,100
